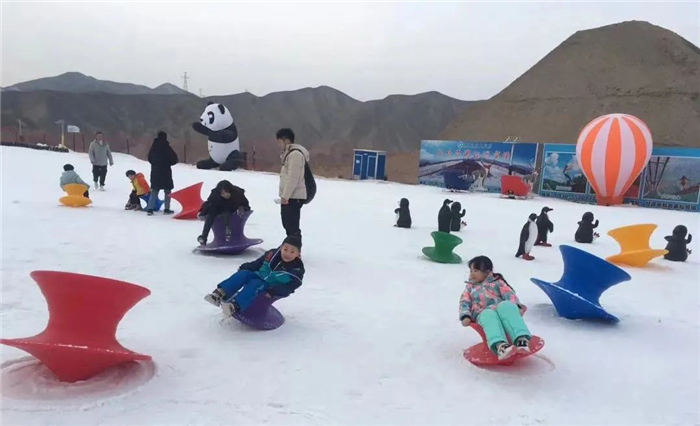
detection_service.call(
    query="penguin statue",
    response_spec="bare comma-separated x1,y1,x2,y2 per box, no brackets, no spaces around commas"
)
575,212,600,243
394,198,412,229
516,213,538,260
438,199,453,233
535,207,554,246
664,225,692,262
450,201,466,232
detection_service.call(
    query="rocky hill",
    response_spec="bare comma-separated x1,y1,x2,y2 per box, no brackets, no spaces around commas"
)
441,21,700,148
1,84,471,182
2,72,190,96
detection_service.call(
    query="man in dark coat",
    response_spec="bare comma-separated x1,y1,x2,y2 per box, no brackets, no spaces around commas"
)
146,131,179,215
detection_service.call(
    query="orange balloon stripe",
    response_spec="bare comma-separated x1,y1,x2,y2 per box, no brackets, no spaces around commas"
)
604,118,623,197
621,116,649,192
581,117,608,195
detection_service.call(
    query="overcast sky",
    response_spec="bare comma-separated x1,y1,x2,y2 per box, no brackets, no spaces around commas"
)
2,1,698,101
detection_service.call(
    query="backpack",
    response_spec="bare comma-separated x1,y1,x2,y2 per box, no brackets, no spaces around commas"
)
285,149,316,204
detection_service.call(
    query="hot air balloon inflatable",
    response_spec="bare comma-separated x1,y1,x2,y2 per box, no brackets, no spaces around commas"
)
576,114,653,206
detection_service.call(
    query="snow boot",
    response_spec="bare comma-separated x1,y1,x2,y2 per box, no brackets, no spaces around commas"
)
496,343,516,361
163,209,175,215
515,337,531,353
147,210,154,216
204,289,226,307
197,235,207,246
221,301,240,317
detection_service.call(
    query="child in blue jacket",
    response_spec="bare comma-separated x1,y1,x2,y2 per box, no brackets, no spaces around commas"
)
204,235,305,316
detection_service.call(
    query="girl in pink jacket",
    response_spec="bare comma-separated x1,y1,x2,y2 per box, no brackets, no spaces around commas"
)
459,256,532,361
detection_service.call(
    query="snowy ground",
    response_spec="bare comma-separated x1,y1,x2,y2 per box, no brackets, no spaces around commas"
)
1,146,699,426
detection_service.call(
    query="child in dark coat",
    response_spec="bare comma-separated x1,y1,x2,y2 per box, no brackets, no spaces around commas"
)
394,198,412,228
204,235,305,316
197,180,250,245
450,201,466,232
575,212,599,243
664,225,692,262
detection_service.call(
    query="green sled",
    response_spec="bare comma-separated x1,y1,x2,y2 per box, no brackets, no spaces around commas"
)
422,231,463,264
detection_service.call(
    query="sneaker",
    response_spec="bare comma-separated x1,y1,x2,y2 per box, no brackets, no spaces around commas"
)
221,301,239,317
99,186,105,191
496,343,516,361
515,337,531,353
94,182,99,189
197,235,207,246
125,204,134,211
147,210,154,216
163,209,175,215
204,289,225,307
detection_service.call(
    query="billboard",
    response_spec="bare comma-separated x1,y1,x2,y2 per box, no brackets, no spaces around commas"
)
419,140,539,192
538,144,700,212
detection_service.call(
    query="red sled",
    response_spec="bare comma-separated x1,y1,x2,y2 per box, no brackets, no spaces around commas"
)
463,323,545,366
500,175,532,199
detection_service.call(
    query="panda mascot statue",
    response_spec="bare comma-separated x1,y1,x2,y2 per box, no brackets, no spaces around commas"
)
192,102,244,171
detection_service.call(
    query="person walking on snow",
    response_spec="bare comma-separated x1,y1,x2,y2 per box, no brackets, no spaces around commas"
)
277,128,310,240
146,131,178,215
88,131,114,190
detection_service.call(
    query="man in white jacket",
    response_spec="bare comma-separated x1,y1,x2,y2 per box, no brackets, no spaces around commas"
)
277,128,309,240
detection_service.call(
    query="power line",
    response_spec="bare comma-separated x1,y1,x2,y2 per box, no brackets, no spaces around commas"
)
182,72,189,92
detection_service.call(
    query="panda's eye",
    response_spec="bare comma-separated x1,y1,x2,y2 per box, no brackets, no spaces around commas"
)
208,111,215,125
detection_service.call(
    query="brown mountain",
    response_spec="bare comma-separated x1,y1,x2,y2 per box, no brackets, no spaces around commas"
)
441,21,700,148
1,85,471,182
2,72,191,96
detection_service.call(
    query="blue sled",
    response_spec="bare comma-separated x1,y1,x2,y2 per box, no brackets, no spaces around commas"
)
530,245,631,322
140,194,163,211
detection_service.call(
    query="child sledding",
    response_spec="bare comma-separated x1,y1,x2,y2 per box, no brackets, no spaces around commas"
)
460,256,534,362
197,180,250,246
204,236,305,317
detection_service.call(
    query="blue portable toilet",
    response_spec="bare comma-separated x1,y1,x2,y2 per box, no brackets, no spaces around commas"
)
353,149,387,180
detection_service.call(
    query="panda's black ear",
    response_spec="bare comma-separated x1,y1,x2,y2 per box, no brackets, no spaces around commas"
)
207,101,214,106
218,104,226,115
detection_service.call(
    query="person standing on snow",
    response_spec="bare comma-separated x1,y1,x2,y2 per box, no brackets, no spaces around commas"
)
146,131,178,216
88,131,114,190
277,128,310,240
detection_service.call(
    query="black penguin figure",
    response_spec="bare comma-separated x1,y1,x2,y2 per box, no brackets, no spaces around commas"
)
575,212,600,243
535,207,554,246
664,225,692,262
438,199,453,233
394,198,412,229
450,201,466,232
516,213,539,260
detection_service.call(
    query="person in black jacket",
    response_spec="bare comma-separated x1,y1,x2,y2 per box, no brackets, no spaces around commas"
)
450,201,466,232
664,225,692,262
394,198,412,228
203,235,305,316
146,131,178,215
575,212,599,243
535,207,554,246
197,180,250,245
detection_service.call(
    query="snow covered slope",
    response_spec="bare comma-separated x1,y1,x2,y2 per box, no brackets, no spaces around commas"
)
1,146,699,425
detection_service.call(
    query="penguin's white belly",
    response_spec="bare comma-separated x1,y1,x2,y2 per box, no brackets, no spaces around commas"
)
525,222,538,252
208,138,240,164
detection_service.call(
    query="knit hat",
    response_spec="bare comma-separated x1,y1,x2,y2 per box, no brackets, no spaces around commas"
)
63,164,74,171
283,235,302,250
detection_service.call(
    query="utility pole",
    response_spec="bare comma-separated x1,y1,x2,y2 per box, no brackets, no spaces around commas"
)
182,72,189,92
